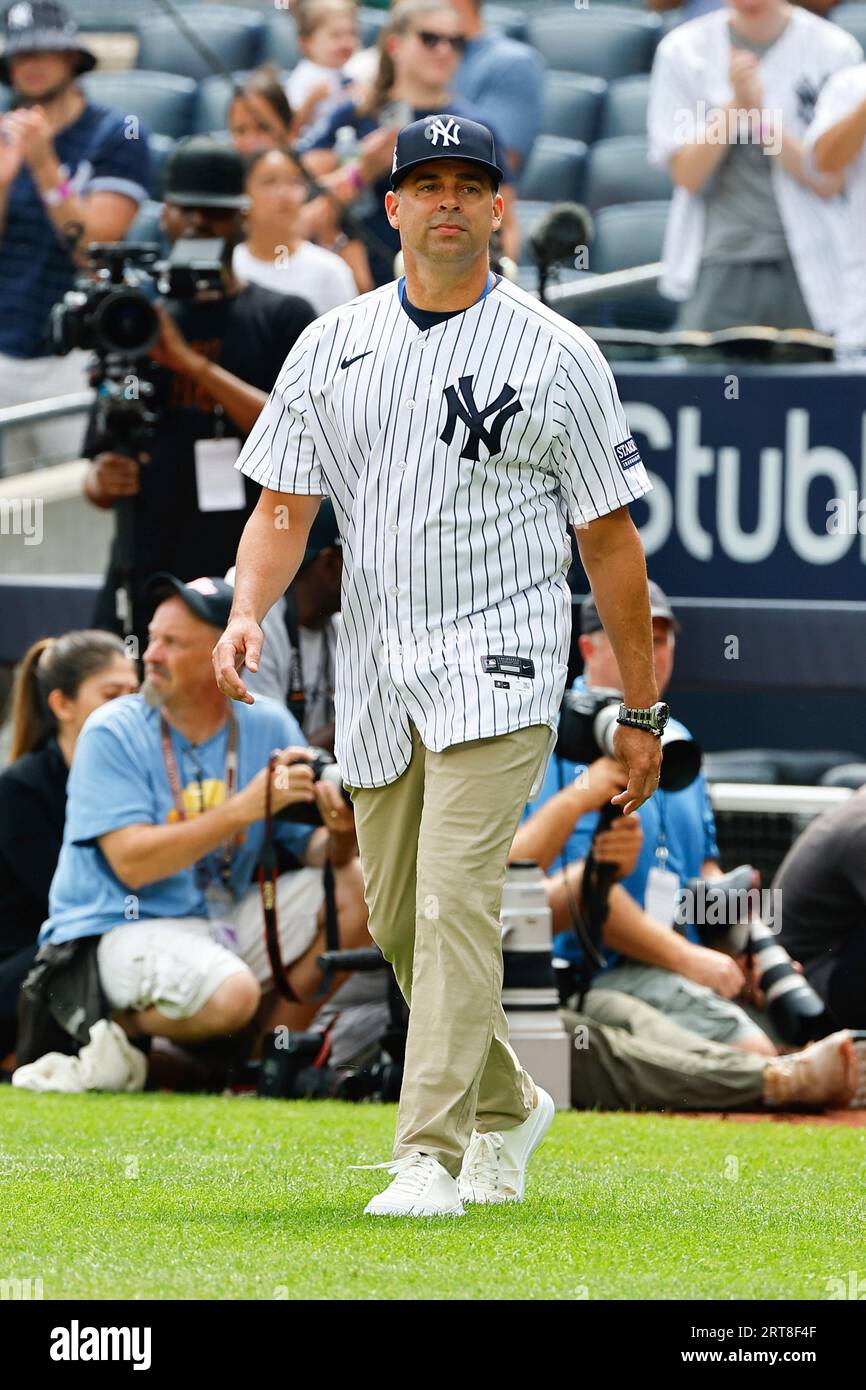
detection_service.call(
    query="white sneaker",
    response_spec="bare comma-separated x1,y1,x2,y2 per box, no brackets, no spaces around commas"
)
353,1153,465,1217
458,1087,555,1204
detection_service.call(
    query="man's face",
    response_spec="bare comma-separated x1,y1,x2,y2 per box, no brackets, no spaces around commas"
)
160,200,244,247
385,160,502,264
9,49,76,102
581,617,676,696
142,597,220,708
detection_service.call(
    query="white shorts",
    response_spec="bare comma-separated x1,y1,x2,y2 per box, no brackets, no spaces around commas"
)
97,867,326,1019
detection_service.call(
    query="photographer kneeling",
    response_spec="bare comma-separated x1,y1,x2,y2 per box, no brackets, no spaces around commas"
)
21,576,370,1078
512,582,775,1057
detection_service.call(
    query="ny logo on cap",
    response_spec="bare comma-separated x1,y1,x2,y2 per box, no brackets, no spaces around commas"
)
8,3,34,27
440,375,524,462
425,116,461,148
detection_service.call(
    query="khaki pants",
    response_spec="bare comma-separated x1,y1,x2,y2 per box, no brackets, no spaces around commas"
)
346,719,552,1177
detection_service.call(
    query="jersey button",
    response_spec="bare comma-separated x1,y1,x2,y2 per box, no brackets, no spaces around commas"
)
405,400,415,411
389,585,399,596
397,460,408,469
391,524,399,534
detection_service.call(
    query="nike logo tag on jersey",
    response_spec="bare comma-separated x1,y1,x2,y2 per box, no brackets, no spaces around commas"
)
340,351,373,370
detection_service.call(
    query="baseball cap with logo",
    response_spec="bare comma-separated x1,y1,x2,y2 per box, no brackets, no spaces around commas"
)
389,113,504,191
147,573,234,630
581,580,680,636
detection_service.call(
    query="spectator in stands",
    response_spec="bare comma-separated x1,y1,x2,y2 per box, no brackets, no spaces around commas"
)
228,65,297,154
298,0,517,287
35,576,371,1062
446,0,544,174
0,0,148,474
647,0,860,333
228,68,371,295
0,630,138,1071
512,582,776,1054
237,498,342,754
774,787,866,1028
233,148,357,315
804,60,866,361
82,137,314,648
286,0,360,138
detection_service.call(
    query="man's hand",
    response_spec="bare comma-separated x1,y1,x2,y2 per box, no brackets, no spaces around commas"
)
84,451,144,507
213,614,265,704
148,303,203,376
3,106,54,172
593,811,643,880
313,778,355,835
0,116,24,187
611,725,662,815
231,747,318,825
729,51,763,113
681,943,746,999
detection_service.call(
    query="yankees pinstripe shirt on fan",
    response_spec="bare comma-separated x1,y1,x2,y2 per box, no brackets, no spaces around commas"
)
235,276,652,795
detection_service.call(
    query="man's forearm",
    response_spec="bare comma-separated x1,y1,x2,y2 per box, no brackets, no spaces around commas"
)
101,798,248,891
189,355,268,435
603,882,692,971
813,99,866,174
231,489,321,623
575,508,657,706
509,784,601,872
304,826,357,869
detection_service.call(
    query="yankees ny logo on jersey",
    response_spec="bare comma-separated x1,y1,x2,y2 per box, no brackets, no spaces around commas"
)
425,116,461,148
440,375,524,462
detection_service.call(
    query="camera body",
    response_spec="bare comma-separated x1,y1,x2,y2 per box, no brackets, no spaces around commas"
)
49,240,227,360
276,748,353,826
557,685,701,794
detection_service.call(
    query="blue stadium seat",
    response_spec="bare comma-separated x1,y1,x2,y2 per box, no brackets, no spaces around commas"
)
263,12,301,68
136,7,266,82
590,199,669,273
528,7,662,79
485,5,529,41
518,135,587,202
358,6,388,45
146,134,175,201
541,71,607,142
194,72,247,135
833,4,866,50
63,0,148,31
585,136,671,210
599,74,650,139
125,199,167,249
80,71,197,140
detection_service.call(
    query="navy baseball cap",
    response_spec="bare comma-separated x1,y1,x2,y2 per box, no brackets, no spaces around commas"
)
390,113,503,191
581,581,680,636
148,574,234,630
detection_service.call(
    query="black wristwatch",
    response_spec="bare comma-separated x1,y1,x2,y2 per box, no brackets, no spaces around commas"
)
616,701,670,737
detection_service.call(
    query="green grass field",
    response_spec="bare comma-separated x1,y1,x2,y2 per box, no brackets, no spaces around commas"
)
2,1091,864,1300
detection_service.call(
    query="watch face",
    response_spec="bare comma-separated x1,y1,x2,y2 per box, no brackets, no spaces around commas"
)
655,702,670,731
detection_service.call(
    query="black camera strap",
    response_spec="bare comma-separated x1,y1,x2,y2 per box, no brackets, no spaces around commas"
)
282,589,307,731
259,753,339,1004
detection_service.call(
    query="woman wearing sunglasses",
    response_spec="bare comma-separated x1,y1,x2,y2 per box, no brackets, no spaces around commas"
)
298,0,517,286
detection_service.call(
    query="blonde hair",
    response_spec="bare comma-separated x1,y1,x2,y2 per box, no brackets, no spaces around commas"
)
292,0,358,39
361,0,457,117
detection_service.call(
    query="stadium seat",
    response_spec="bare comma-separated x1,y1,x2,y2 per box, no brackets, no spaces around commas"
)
136,7,266,82
590,199,668,272
485,5,529,41
518,135,588,202
599,74,650,139
833,4,866,50
528,7,662,79
63,0,148,31
358,6,388,45
125,199,167,249
262,12,301,68
194,72,251,135
541,71,607,143
146,134,175,201
80,71,197,140
585,136,671,210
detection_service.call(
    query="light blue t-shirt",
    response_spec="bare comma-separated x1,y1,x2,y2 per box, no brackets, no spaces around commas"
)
519,678,719,973
40,694,316,947
455,31,544,168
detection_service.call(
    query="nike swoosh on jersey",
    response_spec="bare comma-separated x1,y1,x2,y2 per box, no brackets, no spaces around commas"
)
340,351,373,370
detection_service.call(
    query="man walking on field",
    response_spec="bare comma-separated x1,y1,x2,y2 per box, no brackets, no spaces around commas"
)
214,115,665,1217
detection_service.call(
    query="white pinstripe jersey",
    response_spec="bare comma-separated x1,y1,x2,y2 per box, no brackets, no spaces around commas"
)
236,276,652,792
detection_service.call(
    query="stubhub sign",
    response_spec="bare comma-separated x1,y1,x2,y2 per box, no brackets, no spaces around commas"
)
614,366,866,600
